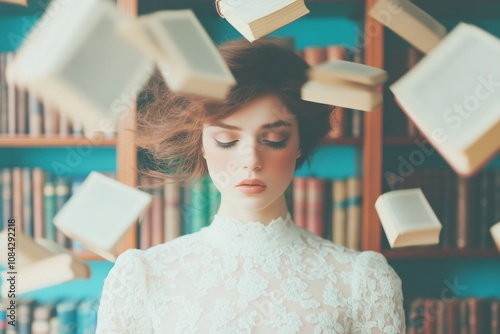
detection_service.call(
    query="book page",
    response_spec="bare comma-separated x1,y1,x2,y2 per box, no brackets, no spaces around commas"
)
220,0,296,23
392,24,500,150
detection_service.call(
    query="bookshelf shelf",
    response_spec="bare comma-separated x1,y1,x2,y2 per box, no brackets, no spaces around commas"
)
0,135,117,148
383,247,500,259
321,137,363,146
383,136,427,145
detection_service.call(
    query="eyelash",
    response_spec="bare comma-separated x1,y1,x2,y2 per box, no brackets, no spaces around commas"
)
215,138,289,150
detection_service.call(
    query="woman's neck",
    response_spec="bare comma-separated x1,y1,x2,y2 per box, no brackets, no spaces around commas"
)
215,194,289,225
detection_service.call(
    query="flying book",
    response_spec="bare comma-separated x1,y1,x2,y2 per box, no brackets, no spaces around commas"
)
0,230,90,296
215,0,309,42
390,23,500,176
375,188,442,248
118,9,236,100
6,0,154,132
369,0,447,54
491,222,500,251
53,172,152,262
0,0,27,5
301,60,388,111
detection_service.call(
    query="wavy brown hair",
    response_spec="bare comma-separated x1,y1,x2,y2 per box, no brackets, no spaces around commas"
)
137,38,333,186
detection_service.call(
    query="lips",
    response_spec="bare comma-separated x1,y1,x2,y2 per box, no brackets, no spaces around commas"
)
236,179,266,187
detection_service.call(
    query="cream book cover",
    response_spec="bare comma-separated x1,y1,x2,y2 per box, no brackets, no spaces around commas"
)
391,23,500,177
53,172,152,262
491,222,500,251
217,0,309,42
375,188,442,248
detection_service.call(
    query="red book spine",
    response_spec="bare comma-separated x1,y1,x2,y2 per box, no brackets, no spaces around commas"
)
293,177,307,228
306,178,325,237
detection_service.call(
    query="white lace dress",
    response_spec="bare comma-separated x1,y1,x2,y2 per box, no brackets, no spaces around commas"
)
96,212,405,333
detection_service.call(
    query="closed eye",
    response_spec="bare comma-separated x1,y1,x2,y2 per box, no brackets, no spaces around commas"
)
214,138,289,150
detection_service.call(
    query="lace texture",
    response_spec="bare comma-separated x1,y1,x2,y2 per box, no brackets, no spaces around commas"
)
96,213,405,333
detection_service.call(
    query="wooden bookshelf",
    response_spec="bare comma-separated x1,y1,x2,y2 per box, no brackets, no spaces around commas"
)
0,135,117,147
321,137,363,146
383,247,500,259
383,136,427,146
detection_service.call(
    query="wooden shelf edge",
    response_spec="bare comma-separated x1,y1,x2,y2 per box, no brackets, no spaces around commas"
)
321,137,363,146
383,136,427,145
383,247,500,259
0,135,117,147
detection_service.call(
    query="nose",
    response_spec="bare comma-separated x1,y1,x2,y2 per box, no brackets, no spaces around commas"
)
241,140,263,171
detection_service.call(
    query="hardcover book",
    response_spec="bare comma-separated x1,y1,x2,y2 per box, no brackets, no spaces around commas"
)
390,23,500,176
118,9,236,100
53,172,152,262
216,0,309,42
375,188,442,248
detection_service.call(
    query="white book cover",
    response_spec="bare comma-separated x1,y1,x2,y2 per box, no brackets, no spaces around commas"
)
53,172,152,262
6,0,154,132
119,9,236,99
391,23,500,176
375,188,442,248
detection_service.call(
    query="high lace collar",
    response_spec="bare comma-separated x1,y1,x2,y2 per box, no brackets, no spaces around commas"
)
203,212,301,252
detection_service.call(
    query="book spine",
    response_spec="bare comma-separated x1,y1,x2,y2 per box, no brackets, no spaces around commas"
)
55,177,71,248
28,90,43,137
12,167,23,231
181,184,191,235
16,88,27,135
445,299,460,334
423,298,437,334
1,168,12,228
332,179,347,246
346,177,362,250
139,177,152,250
43,174,57,242
292,177,307,228
6,54,16,136
42,100,59,136
32,168,45,239
492,298,500,334
0,54,8,135
70,178,84,252
150,179,164,246
22,168,33,237
207,176,220,224
326,45,347,139
190,178,209,233
456,177,472,249
350,47,363,138
467,297,487,334
164,181,181,242
306,178,325,237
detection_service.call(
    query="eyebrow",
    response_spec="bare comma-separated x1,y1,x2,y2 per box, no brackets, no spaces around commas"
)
212,120,292,131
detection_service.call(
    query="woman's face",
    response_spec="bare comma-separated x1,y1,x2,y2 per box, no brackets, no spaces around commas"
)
202,95,301,219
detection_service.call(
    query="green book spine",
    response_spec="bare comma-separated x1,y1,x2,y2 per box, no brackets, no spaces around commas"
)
206,177,220,225
189,178,208,233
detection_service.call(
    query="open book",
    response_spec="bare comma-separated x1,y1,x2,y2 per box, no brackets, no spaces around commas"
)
491,222,500,251
390,23,500,176
118,9,236,100
53,172,152,262
375,188,442,248
216,0,309,42
301,60,388,111
6,0,153,132
0,230,89,296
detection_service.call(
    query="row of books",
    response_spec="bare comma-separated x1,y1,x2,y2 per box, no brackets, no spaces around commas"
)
0,53,115,138
136,175,363,251
297,45,364,139
137,175,220,249
385,167,500,250
0,297,98,334
407,297,500,334
0,167,115,253
403,167,498,249
384,46,425,138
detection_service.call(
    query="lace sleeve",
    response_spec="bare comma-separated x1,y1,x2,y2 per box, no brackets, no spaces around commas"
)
95,249,152,334
351,251,406,333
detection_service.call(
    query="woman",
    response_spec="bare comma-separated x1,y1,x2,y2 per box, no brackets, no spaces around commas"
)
96,38,405,333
